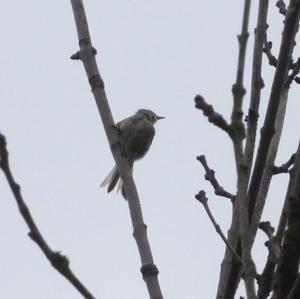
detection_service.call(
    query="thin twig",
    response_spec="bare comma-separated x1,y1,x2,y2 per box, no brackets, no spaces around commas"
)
256,221,280,299
69,1,163,298
273,153,296,174
287,57,300,84
258,221,280,261
263,37,295,70
0,133,96,299
272,140,300,299
196,155,236,202
263,38,277,67
194,95,232,136
195,190,243,264
254,133,296,299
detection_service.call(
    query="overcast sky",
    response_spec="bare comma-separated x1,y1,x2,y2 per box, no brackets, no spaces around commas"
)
0,1,299,298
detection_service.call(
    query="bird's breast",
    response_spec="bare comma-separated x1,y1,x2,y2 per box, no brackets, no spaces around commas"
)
120,123,155,161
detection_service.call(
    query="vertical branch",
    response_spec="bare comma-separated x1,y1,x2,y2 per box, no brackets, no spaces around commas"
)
69,1,163,298
237,1,269,298
248,0,300,227
271,142,300,299
257,164,295,299
222,1,300,297
216,1,270,297
250,87,289,239
230,0,251,168
216,3,252,298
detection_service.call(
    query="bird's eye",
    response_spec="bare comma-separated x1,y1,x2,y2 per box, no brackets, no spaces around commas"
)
143,112,152,121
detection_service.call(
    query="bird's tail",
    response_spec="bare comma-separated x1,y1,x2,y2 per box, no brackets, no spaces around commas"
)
100,165,126,198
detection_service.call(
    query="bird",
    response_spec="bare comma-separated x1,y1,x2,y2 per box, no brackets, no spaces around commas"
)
100,109,164,198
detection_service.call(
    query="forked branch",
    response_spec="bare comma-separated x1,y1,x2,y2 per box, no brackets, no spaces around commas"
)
197,155,235,202
273,153,296,174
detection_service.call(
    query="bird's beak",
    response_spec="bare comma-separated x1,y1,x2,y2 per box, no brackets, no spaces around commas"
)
157,116,165,120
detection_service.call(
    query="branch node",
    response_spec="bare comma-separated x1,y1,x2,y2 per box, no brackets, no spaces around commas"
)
51,251,70,271
79,38,91,46
247,108,259,125
89,74,105,91
70,51,81,60
140,264,159,279
195,190,207,204
232,83,246,98
91,47,97,55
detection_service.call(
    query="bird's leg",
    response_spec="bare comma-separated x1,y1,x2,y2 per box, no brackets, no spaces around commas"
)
111,124,121,136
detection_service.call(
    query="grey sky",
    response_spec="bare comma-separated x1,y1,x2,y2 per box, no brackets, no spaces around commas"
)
0,1,298,298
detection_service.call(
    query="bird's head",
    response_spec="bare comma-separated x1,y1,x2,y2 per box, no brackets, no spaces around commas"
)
137,109,165,124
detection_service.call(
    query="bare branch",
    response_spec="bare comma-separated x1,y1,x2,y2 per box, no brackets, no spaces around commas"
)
216,1,252,297
257,260,276,299
256,151,296,299
195,190,242,264
194,95,232,135
0,133,96,299
230,0,251,154
272,140,300,299
273,153,296,174
245,5,300,298
256,221,280,299
248,0,300,237
258,221,280,261
218,1,269,298
196,155,236,202
69,1,163,298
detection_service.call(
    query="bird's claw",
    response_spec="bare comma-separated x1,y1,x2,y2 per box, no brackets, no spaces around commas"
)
111,124,121,136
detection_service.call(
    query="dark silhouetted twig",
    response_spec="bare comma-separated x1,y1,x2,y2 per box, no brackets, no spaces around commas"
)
195,190,242,264
197,155,235,202
0,133,96,299
194,95,232,136
287,58,300,84
263,38,277,67
258,221,280,261
273,153,296,174
257,221,280,299
272,141,300,299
